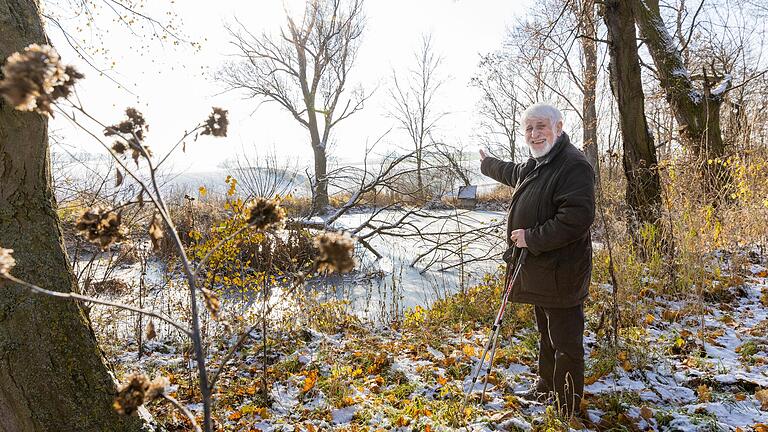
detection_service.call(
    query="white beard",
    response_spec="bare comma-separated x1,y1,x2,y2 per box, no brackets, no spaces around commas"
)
529,139,555,158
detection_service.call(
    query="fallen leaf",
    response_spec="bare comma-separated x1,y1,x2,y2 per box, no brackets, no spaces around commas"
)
697,384,711,402
462,344,476,358
148,213,164,252
145,320,156,340
640,406,654,420
756,389,768,410
302,370,318,393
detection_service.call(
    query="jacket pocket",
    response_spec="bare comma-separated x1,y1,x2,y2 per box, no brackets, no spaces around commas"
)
519,251,559,296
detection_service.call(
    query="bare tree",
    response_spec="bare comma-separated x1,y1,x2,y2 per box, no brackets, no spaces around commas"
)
219,0,366,213
470,51,525,162
574,0,600,175
388,34,448,201
603,0,665,248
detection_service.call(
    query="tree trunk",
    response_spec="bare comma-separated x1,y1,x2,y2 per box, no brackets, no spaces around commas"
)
580,0,600,179
603,0,665,249
312,144,329,211
631,0,729,196
0,1,145,431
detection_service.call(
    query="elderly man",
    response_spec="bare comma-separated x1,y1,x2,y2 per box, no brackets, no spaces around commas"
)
479,103,595,417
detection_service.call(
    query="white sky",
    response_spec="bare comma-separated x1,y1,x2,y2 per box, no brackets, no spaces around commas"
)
46,0,535,173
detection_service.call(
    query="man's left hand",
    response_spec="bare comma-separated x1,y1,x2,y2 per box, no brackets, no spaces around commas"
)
510,229,527,248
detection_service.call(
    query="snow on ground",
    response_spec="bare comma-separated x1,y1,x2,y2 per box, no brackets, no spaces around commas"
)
99,247,768,430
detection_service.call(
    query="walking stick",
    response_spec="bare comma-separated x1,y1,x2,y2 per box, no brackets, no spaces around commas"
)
462,248,528,409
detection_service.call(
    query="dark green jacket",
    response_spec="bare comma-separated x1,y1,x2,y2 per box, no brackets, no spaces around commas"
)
480,132,595,308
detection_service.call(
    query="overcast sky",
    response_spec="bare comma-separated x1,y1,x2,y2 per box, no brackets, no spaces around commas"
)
46,0,534,173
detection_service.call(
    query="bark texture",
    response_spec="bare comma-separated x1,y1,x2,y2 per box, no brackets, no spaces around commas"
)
0,1,145,431
579,0,600,179
603,0,664,242
631,0,729,195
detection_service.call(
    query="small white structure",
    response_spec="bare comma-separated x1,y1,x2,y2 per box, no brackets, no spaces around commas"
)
457,185,478,209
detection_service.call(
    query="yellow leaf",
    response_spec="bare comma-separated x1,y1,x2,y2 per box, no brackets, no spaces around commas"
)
437,375,448,386
644,314,655,325
302,370,318,393
697,384,711,402
199,186,207,197
462,345,476,358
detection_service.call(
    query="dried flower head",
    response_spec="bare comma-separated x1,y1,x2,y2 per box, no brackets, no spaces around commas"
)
313,232,356,273
111,141,128,155
113,373,149,415
75,207,127,249
145,376,169,401
0,44,81,115
0,247,16,276
246,197,286,231
105,107,148,140
201,107,228,137
113,373,168,415
201,287,221,319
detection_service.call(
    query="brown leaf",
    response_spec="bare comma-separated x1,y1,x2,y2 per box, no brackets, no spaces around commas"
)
137,191,145,208
145,320,156,341
115,168,124,187
756,389,768,410
148,214,164,252
640,406,654,420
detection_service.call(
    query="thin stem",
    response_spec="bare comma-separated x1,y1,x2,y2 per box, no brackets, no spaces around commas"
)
143,154,212,431
1,274,192,337
160,393,202,432
207,325,258,391
155,125,205,170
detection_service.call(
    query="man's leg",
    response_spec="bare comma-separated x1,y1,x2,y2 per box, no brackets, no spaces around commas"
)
534,305,555,394
542,303,585,417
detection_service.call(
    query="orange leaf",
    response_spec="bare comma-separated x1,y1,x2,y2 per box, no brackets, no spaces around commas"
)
302,370,318,393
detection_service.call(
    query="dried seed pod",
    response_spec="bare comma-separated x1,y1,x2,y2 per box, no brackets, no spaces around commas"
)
201,107,228,137
113,374,149,415
0,44,81,115
313,231,356,273
75,207,127,249
113,373,168,415
246,197,286,231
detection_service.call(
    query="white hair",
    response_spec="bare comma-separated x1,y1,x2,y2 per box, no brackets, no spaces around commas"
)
522,103,563,128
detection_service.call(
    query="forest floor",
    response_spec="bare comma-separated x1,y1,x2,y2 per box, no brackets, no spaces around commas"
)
104,247,768,431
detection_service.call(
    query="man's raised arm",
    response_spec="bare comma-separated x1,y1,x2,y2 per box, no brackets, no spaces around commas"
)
479,149,522,187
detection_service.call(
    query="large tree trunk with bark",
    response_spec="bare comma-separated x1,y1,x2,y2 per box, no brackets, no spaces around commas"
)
603,0,665,249
631,0,729,196
0,1,145,431
579,0,600,179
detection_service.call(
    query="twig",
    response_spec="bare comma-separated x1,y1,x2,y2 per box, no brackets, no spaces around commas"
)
160,393,202,432
1,274,192,337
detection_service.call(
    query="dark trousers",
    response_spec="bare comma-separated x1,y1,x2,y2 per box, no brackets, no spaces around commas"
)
534,304,585,416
